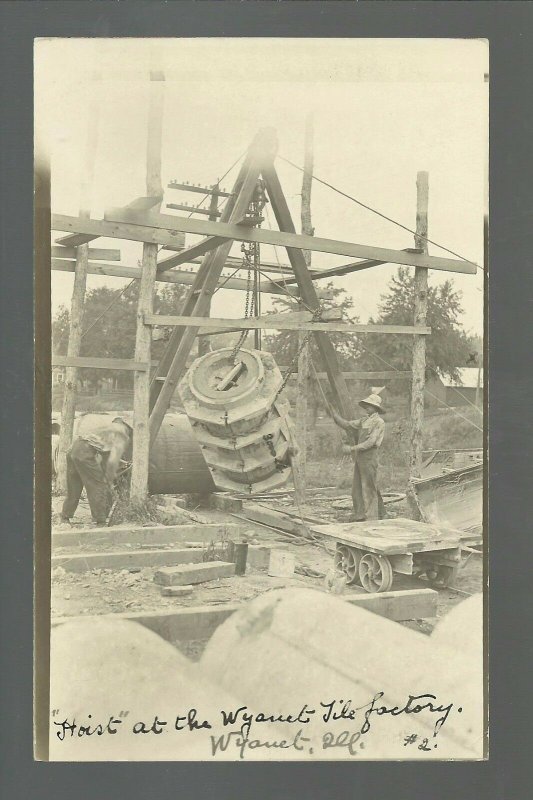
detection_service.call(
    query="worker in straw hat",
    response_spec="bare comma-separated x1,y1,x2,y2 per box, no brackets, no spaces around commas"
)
327,393,386,521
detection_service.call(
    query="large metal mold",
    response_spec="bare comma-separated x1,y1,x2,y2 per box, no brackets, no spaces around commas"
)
179,347,294,494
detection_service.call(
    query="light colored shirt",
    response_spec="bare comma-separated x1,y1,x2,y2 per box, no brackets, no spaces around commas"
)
77,422,131,483
331,410,385,451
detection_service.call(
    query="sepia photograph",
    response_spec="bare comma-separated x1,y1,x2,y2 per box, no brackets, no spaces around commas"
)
35,37,487,761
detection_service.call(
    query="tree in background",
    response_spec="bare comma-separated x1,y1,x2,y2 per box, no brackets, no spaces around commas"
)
357,267,472,382
262,282,362,427
52,280,187,390
263,282,361,369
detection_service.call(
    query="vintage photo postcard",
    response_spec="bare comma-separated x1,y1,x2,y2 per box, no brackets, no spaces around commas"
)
35,37,487,761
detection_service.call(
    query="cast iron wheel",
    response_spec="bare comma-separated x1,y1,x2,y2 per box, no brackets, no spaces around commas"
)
358,553,394,593
426,564,459,588
334,545,360,585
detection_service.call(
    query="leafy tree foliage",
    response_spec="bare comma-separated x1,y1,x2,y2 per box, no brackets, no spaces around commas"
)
358,267,472,382
52,280,187,389
262,282,361,370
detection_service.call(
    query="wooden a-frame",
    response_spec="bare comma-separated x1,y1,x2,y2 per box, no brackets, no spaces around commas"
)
146,127,356,445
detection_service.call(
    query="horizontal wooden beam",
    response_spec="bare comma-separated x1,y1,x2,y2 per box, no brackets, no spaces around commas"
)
53,354,399,375
51,246,121,261
166,203,222,217
99,208,477,274
52,355,151,371
197,308,342,337
161,249,294,275
51,258,298,296
145,314,431,335
156,236,228,271
54,232,99,247
53,213,476,274
282,249,422,284
51,522,244,548
51,588,438,639
167,182,232,197
52,547,205,573
289,370,411,380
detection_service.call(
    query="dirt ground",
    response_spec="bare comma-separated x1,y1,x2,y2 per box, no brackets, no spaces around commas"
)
51,490,483,660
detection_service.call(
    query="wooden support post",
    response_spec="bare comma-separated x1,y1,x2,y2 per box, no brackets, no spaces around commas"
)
409,171,429,479
56,79,100,493
295,114,314,501
261,164,354,420
198,187,220,358
130,72,165,502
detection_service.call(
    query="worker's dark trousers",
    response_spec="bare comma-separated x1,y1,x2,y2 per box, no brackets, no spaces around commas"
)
61,439,112,524
351,448,381,521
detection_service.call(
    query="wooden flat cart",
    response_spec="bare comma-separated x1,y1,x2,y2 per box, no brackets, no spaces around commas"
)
309,517,482,594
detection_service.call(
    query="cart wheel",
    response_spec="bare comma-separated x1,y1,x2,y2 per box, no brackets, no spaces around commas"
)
426,565,458,588
359,553,394,593
334,545,360,585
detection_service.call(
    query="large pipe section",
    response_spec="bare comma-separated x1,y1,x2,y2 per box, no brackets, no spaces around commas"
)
54,411,216,494
49,618,280,761
199,588,484,759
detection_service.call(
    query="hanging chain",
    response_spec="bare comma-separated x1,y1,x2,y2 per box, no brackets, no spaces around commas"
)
230,180,266,362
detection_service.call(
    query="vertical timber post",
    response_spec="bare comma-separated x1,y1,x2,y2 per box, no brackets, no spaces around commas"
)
130,72,165,501
296,113,314,500
409,171,429,479
197,186,220,358
56,76,100,492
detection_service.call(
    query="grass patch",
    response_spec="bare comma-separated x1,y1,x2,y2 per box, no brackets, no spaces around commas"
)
110,488,166,526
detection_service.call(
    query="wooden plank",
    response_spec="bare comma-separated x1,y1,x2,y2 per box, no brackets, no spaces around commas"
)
52,246,121,261
262,164,356,424
48,365,407,380
161,250,294,275
131,71,165,502
53,212,477,274
196,307,342,337
166,203,222,217
344,588,437,619
94,207,477,274
156,235,228,271
168,181,232,197
56,82,100,492
126,195,163,211
281,249,422,284
52,547,205,573
308,518,466,555
54,231,99,247
52,606,240,641
56,242,89,494
289,370,411,380
52,355,150,371
242,503,305,536
296,112,314,500
51,258,298,296
153,561,236,586
410,171,430,480
52,522,244,548
144,313,431,335
51,588,438,642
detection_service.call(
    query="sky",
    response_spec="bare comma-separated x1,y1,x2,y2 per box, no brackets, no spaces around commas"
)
36,38,487,335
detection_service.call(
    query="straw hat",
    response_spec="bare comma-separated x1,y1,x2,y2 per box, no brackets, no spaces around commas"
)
358,393,384,412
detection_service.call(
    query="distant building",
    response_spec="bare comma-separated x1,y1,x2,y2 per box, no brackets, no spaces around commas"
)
427,367,483,408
